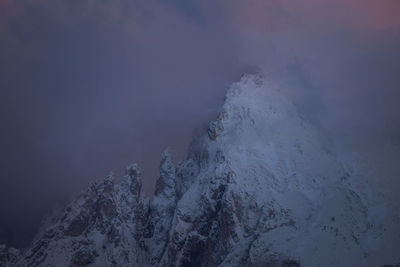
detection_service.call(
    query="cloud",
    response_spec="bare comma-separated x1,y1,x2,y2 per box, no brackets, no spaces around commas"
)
222,0,400,140
0,0,399,247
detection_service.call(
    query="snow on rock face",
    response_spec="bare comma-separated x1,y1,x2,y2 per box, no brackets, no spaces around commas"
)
125,163,142,198
0,74,392,267
0,245,20,267
10,167,149,267
149,149,178,264
157,74,379,266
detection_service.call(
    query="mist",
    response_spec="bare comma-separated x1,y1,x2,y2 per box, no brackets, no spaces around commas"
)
0,0,399,248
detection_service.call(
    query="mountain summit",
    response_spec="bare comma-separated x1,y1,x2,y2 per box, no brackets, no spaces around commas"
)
0,74,393,266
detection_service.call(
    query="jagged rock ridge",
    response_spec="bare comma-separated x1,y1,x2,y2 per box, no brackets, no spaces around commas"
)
0,74,393,266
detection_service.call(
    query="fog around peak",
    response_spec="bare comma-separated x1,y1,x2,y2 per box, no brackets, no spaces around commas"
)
0,0,399,247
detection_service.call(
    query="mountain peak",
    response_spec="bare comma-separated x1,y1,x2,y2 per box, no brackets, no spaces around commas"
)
154,148,176,199
125,163,142,197
1,75,393,267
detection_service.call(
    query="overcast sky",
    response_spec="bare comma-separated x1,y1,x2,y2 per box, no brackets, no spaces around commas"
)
0,0,399,247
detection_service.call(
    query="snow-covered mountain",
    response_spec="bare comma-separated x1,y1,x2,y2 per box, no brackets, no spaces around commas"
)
1,74,397,266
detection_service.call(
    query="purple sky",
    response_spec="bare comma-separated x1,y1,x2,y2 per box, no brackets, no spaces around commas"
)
0,0,399,247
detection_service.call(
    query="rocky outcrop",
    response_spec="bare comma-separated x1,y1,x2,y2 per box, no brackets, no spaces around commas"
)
9,165,147,266
149,149,178,263
0,245,20,267
1,74,395,266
